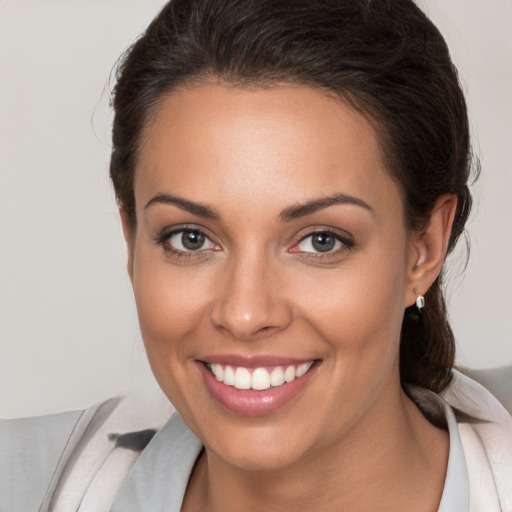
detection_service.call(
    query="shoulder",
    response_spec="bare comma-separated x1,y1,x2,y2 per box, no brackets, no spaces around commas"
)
455,365,512,415
0,388,175,512
442,369,512,511
0,408,84,512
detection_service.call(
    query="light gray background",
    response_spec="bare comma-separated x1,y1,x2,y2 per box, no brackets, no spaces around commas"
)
1,0,511,418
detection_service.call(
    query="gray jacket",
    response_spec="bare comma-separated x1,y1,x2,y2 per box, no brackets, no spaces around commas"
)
1,370,511,511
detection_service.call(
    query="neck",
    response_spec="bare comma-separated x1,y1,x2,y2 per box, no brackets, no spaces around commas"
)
183,384,448,512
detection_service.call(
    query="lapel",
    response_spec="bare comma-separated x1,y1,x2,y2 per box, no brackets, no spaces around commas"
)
110,414,202,512
442,371,512,511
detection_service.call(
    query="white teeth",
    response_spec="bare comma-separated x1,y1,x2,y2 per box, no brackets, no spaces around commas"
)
296,361,313,377
212,363,224,382
208,361,314,390
251,368,271,390
270,367,285,387
234,367,251,390
284,365,296,383
223,365,235,386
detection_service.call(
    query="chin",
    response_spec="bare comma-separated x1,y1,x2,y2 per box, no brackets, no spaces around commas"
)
205,427,316,472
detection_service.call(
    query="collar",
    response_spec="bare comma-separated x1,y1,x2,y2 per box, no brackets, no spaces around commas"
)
110,389,470,512
110,413,202,512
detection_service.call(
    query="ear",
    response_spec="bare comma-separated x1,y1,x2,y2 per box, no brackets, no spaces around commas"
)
405,194,458,307
119,207,135,284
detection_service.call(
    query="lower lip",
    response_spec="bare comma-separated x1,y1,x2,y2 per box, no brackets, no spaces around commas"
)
197,361,318,416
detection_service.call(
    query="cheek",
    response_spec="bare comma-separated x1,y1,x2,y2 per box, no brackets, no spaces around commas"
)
305,261,406,330
131,250,208,367
294,245,409,365
130,254,214,419
286,250,409,434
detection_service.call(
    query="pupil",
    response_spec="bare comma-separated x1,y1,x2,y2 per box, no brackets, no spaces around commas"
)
182,231,205,250
312,233,335,252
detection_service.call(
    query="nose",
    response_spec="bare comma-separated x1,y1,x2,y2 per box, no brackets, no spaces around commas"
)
209,252,292,341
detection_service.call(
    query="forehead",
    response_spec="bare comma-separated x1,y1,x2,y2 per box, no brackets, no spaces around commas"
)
135,83,401,217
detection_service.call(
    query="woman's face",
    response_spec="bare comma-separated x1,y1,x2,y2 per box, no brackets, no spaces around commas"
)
127,84,419,470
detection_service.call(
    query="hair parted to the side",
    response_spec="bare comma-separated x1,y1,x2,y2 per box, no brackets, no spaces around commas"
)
110,0,477,393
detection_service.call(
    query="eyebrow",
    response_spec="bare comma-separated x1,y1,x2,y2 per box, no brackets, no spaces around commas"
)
279,193,374,222
144,191,374,223
145,194,221,220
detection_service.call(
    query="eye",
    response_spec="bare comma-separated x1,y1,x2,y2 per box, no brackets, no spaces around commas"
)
161,229,219,253
293,230,353,255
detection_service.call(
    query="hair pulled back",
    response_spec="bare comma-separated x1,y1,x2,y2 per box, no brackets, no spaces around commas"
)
110,0,476,393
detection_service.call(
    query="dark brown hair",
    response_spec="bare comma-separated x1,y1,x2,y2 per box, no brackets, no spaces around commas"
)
110,0,476,392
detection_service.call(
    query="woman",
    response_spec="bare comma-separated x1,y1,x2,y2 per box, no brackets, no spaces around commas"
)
1,0,511,510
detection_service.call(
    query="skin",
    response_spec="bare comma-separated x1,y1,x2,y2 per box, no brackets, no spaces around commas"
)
122,83,457,511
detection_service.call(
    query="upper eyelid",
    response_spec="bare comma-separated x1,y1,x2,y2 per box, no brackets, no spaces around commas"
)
299,231,345,243
156,227,219,256
287,229,353,256
156,224,215,241
154,224,354,250
294,226,353,243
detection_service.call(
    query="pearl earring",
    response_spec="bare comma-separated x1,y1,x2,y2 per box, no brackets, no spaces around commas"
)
415,295,425,313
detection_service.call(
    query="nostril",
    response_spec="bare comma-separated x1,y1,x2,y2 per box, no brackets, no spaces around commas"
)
254,325,280,337
212,320,281,341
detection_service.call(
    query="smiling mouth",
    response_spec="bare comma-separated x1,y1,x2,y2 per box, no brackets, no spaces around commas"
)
205,361,315,391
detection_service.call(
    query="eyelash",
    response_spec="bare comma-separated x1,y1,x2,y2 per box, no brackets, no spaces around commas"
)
291,228,355,258
154,226,355,260
154,226,219,260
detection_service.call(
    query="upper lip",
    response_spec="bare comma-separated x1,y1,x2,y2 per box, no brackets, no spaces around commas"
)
197,354,317,368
